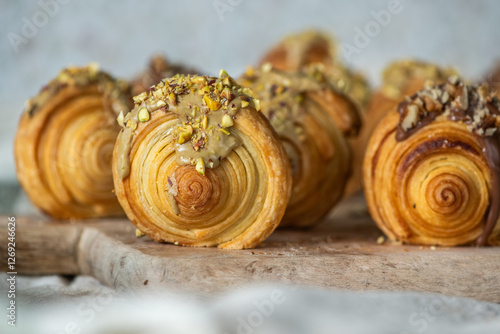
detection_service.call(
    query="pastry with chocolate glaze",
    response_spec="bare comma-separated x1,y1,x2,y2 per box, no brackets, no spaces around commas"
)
364,76,500,246
130,54,198,96
345,60,457,196
259,30,371,109
485,62,500,98
113,70,292,249
15,64,133,219
240,64,361,227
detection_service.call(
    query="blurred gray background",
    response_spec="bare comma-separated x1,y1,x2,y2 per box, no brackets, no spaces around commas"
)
1,0,500,212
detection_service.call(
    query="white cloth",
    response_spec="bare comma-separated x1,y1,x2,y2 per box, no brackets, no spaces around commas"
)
1,273,500,334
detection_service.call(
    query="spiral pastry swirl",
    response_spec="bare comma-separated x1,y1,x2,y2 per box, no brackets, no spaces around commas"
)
113,72,291,249
240,66,361,227
15,65,132,219
364,77,500,246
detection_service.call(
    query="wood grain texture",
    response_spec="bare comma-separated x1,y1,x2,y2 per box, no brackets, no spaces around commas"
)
1,198,499,302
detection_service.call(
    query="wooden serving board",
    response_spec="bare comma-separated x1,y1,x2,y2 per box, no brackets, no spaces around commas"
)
2,197,500,302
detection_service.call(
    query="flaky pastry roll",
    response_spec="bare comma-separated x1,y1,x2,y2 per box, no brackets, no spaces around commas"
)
364,76,500,246
113,71,291,249
15,64,132,218
346,60,457,196
240,65,361,227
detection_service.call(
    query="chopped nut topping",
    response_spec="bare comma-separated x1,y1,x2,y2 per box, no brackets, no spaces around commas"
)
138,108,150,122
203,94,221,111
126,119,137,130
221,114,234,128
25,64,132,118
240,65,334,142
397,76,500,138
401,104,420,131
196,158,205,176
117,70,259,177
117,111,124,127
382,60,457,99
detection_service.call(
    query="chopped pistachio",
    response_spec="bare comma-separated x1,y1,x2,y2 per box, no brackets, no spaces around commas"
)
253,99,261,111
220,128,230,135
221,114,234,127
157,100,166,107
241,100,250,108
136,229,145,238
133,92,148,103
138,108,150,122
117,111,124,127
202,115,208,129
194,76,207,84
219,69,229,78
178,131,192,144
196,158,205,176
126,119,137,130
216,81,223,92
223,76,236,87
203,94,221,111
153,88,163,99
262,63,273,72
88,62,99,80
242,87,254,97
448,75,459,85
57,71,71,83
169,92,177,105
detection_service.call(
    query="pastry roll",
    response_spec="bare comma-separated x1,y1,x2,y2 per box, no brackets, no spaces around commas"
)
364,76,500,246
259,30,371,109
485,62,500,99
113,71,291,249
347,60,456,196
240,65,361,227
130,54,197,96
15,65,132,219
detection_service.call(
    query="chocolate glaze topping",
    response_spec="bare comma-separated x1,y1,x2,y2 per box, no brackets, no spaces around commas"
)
396,76,500,245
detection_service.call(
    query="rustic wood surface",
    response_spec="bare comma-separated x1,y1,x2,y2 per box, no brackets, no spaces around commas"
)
1,196,499,302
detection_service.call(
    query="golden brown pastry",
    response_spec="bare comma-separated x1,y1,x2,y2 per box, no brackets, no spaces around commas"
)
364,76,500,246
240,65,361,227
346,60,457,196
15,64,132,219
130,54,198,96
259,30,371,109
113,71,292,249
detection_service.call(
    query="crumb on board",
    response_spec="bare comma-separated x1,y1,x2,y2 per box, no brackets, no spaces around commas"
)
135,228,145,238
